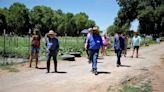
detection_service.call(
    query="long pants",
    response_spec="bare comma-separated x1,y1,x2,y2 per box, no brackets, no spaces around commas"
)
89,49,99,71
86,49,90,59
115,50,122,65
47,50,58,72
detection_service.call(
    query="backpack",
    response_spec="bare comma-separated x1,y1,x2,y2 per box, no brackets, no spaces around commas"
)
32,36,39,48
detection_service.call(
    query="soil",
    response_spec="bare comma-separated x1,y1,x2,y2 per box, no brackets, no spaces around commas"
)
0,43,164,92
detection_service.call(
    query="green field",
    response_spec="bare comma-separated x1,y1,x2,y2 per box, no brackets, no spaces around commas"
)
0,36,85,58
0,35,156,59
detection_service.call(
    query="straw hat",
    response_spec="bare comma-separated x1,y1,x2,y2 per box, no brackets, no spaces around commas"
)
92,26,99,32
47,30,57,36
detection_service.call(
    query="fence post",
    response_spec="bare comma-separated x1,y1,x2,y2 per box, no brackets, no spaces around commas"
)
3,29,6,56
28,29,31,58
3,29,6,64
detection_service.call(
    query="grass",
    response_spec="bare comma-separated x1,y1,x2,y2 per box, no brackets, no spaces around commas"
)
119,83,152,92
0,36,85,58
0,36,30,58
0,35,157,60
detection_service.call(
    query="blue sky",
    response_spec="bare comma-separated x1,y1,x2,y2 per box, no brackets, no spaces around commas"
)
0,0,120,30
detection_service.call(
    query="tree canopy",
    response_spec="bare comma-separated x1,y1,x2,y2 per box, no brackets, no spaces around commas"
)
107,0,164,37
0,2,96,36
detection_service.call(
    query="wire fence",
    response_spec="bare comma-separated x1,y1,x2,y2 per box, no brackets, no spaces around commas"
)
0,34,85,63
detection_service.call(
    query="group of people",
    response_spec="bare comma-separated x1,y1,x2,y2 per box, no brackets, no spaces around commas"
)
84,27,142,75
29,30,59,73
28,27,142,75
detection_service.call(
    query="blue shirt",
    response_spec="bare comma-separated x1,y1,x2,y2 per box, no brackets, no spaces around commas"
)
114,36,125,50
46,37,59,51
86,34,103,50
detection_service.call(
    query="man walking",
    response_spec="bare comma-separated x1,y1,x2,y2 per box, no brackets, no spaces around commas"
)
85,26,103,75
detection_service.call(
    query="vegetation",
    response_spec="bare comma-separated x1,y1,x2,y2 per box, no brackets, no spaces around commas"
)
0,62,20,72
119,83,152,92
107,0,164,38
0,35,156,59
0,36,85,58
0,2,96,36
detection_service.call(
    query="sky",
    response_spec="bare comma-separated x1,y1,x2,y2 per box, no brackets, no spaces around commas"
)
0,0,120,31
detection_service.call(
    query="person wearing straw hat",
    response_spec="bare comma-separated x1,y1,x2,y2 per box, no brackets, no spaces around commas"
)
85,26,103,75
45,30,59,73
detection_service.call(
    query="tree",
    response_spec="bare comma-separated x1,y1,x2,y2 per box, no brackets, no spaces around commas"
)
109,0,164,37
0,3,96,36
30,6,54,35
7,2,29,35
0,8,7,34
72,12,96,36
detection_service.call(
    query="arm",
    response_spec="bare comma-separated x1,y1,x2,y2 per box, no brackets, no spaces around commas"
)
113,37,116,49
45,36,49,53
131,38,133,47
139,36,142,46
85,37,89,50
56,39,59,53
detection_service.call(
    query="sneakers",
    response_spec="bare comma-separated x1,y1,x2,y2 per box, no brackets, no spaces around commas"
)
88,60,91,64
91,70,98,75
94,71,98,75
117,64,121,67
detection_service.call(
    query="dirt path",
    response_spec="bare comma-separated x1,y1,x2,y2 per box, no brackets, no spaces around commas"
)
0,43,164,92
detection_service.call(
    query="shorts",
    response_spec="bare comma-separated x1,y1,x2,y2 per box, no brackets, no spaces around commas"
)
31,47,40,53
133,46,139,50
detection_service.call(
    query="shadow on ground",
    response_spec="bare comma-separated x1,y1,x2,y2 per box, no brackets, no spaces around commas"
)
51,71,67,74
98,71,111,75
120,65,131,67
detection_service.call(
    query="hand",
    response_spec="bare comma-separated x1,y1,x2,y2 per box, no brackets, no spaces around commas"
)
46,48,49,53
85,47,88,50
84,44,88,50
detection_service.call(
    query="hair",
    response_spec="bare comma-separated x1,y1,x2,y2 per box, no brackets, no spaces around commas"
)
33,29,41,40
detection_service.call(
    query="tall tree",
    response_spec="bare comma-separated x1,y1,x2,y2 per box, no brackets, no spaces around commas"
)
30,6,54,35
108,0,164,36
7,2,29,35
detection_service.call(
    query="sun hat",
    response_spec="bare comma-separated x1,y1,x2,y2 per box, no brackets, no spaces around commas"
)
92,26,99,32
47,30,57,36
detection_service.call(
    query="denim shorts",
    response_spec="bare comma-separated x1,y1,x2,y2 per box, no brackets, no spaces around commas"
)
133,46,139,50
31,47,40,53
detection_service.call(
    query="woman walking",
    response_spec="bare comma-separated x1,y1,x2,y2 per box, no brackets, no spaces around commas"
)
131,32,141,58
122,34,128,57
113,32,125,67
101,34,109,56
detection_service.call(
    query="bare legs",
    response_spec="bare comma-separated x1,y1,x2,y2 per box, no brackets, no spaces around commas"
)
102,45,108,56
131,46,139,58
29,52,39,68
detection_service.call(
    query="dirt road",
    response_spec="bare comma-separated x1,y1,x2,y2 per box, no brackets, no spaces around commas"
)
0,43,164,92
